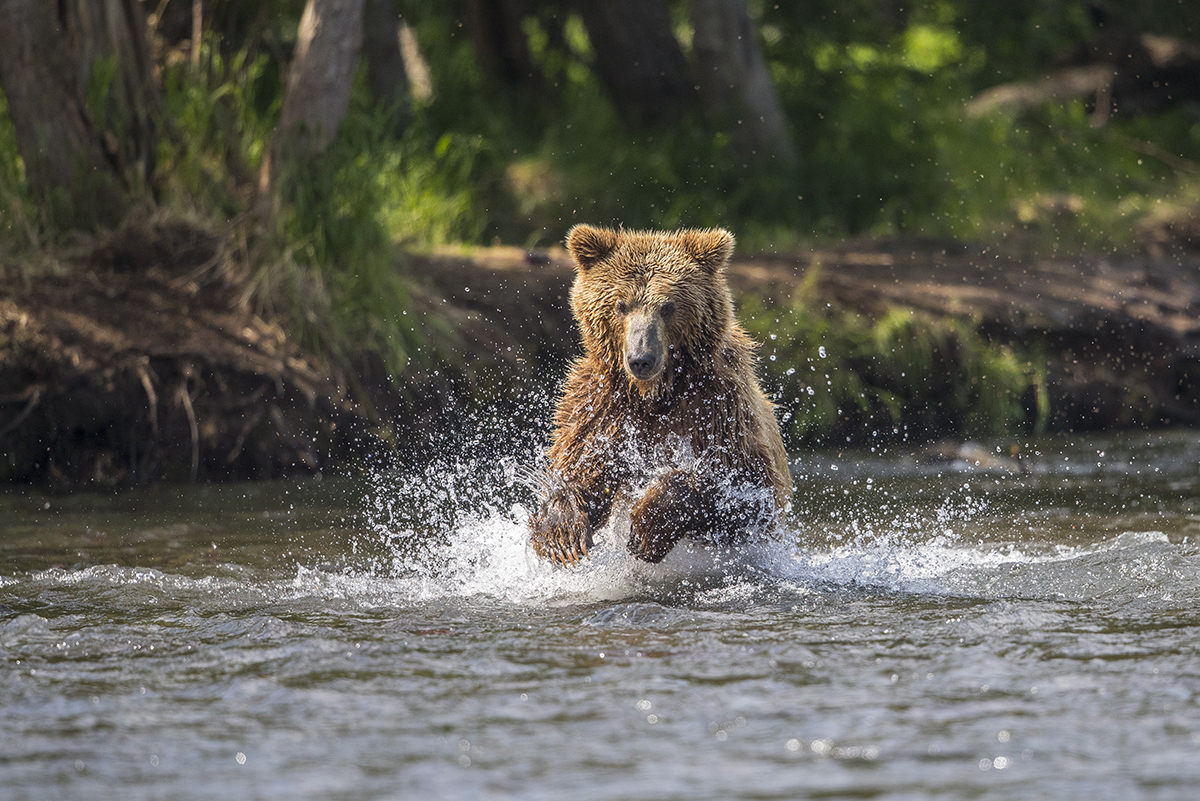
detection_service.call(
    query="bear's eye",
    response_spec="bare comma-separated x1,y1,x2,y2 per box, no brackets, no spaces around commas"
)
660,300,676,319
615,299,629,316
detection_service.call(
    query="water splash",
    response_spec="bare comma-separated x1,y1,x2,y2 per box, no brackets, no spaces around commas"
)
345,439,1198,610
11,429,1187,613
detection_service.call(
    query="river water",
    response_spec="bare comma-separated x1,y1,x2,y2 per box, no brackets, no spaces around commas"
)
2,428,1200,800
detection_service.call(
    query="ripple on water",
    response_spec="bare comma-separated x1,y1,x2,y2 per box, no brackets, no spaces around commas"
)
4,431,1200,800
7,510,1197,623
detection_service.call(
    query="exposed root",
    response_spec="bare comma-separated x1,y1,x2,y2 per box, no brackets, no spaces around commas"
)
226,404,266,464
135,358,159,438
0,386,42,439
175,376,200,483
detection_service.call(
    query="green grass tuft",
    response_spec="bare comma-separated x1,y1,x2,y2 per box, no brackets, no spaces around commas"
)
740,281,1046,446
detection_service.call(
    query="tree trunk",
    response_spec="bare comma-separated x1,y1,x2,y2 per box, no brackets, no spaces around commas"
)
468,0,544,97
257,0,364,221
362,0,410,130
276,0,365,155
574,0,699,128
0,0,158,231
691,0,795,166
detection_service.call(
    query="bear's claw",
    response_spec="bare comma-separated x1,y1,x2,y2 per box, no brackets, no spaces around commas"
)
530,488,593,567
532,524,591,566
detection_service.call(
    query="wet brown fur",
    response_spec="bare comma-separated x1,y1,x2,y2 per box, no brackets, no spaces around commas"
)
529,225,792,566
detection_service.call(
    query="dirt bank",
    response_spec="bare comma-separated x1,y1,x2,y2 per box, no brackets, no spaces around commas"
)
0,222,364,486
733,239,1200,431
2,223,1198,487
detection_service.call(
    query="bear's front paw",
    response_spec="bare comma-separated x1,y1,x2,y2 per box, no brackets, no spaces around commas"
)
530,490,593,567
628,471,698,563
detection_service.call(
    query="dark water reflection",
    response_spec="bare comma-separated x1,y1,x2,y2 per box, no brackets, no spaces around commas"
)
2,429,1200,800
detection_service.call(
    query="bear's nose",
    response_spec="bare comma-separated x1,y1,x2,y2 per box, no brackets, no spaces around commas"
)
627,352,657,378
624,311,664,381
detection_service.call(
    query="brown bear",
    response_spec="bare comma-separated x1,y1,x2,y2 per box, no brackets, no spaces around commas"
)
530,224,792,566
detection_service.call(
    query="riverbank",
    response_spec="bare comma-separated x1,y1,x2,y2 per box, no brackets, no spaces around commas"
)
2,220,1198,487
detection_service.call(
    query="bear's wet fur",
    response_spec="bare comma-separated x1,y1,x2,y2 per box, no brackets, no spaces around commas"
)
530,224,792,566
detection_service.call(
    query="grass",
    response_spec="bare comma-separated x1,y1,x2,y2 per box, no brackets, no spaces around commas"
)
933,102,1200,251
0,92,39,252
156,40,437,380
739,276,1047,447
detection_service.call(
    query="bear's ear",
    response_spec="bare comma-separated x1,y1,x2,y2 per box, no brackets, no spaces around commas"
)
566,224,619,271
679,228,734,274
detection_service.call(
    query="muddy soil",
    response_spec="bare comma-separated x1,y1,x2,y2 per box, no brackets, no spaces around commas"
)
2,223,1198,487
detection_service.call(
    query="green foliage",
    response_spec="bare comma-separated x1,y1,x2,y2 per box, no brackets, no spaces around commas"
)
396,4,811,247
157,42,278,216
374,128,490,247
84,55,121,133
156,37,416,379
17,0,1198,254
745,0,1200,247
254,94,432,378
371,0,1199,251
5,0,1199,402
0,91,37,249
937,103,1200,250
152,26,514,380
740,278,1046,446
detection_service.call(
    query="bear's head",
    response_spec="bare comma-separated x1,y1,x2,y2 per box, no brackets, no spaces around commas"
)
565,224,736,392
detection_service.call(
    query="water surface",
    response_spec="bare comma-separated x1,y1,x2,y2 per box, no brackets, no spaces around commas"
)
3,429,1200,800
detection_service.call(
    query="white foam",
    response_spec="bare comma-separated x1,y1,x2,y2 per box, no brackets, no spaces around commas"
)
356,486,1194,607
380,504,738,606
336,447,1198,607
14,515,1188,612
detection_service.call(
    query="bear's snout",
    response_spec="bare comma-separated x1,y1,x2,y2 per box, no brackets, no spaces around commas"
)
624,311,665,382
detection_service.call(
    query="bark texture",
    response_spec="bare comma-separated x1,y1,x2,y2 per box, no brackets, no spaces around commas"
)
691,0,795,165
362,0,410,127
0,0,158,230
257,0,364,221
277,0,366,154
575,0,699,128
